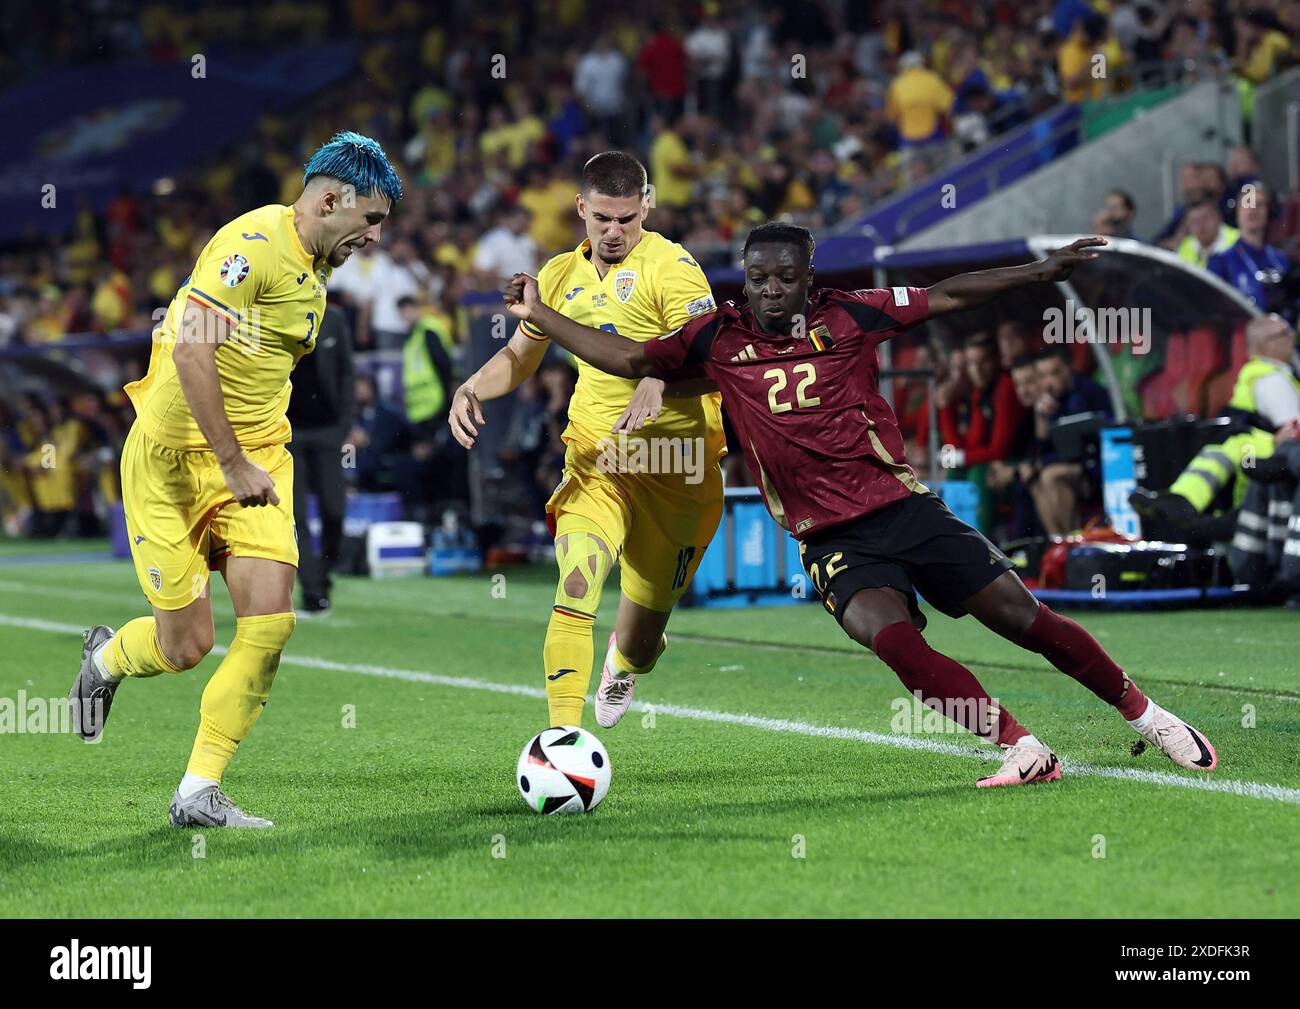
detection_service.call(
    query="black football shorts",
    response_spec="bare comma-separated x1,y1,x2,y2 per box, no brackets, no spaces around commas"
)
798,491,1014,624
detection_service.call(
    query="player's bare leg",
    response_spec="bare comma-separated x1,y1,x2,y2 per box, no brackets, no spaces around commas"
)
964,570,1217,771
595,596,670,728
840,587,1059,787
69,592,214,742
169,557,297,829
546,529,616,726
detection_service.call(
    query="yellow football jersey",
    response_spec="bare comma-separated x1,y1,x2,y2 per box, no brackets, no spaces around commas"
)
520,230,725,458
126,204,330,451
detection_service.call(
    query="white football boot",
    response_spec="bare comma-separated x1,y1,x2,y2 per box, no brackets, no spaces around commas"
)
594,633,638,728
976,739,1062,788
1128,700,1218,771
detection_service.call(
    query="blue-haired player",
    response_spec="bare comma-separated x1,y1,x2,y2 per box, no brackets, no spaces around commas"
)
68,132,402,827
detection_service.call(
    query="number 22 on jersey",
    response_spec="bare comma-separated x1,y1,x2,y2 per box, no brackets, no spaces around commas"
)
764,363,821,414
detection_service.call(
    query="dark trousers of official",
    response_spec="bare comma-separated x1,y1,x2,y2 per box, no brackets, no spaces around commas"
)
289,426,347,602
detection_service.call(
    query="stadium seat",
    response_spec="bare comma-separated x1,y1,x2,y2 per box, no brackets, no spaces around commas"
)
1268,193,1300,244
1205,323,1249,416
1140,331,1188,419
1175,327,1224,416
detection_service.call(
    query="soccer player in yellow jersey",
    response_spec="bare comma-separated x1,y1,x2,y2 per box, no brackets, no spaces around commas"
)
68,132,402,828
450,152,724,729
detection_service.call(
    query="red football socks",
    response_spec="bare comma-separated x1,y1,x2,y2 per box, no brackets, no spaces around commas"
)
872,621,1028,746
1017,605,1149,720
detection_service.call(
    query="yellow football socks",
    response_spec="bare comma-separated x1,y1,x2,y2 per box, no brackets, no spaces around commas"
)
544,609,595,727
101,617,183,678
186,612,295,782
545,530,612,726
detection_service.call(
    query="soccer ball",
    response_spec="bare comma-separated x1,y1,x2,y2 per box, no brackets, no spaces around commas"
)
516,726,611,814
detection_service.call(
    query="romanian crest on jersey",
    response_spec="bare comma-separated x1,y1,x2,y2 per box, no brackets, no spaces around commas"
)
614,269,637,303
219,254,251,287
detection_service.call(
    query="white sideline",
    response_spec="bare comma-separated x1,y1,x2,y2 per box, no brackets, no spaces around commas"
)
3,612,1298,806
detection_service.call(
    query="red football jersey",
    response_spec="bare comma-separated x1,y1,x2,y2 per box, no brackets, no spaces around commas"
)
643,286,931,539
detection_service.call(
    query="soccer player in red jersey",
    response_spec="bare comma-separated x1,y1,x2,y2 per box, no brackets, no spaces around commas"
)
501,222,1219,787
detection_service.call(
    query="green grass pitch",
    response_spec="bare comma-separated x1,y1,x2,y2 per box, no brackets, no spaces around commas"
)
1,538,1297,918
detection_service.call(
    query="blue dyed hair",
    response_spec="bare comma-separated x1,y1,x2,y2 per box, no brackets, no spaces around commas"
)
303,131,403,205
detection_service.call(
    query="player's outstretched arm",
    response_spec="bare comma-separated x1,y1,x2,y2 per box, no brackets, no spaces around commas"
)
449,327,549,449
925,237,1107,316
504,273,661,380
612,378,718,433
172,307,279,507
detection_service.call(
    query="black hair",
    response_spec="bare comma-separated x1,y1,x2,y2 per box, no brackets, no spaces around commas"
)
1107,189,1136,213
742,221,816,267
1009,353,1039,371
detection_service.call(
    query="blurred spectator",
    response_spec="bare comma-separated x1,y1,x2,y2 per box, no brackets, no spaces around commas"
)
987,352,1046,538
940,332,1029,530
1059,13,1120,104
330,238,430,351
287,305,355,613
638,19,688,120
648,112,696,211
1154,161,1210,246
1030,347,1114,534
887,51,953,148
1233,8,1294,85
517,164,578,257
1177,197,1239,269
480,100,545,172
1091,189,1137,240
472,204,539,288
574,35,630,144
349,373,408,493
1208,183,1295,322
1222,146,1264,226
940,333,1028,469
996,319,1038,371
684,9,733,120
398,295,461,519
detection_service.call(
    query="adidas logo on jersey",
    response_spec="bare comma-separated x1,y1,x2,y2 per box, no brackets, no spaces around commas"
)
730,344,757,362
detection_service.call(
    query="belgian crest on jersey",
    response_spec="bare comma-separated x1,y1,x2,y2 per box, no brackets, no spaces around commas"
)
808,324,835,352
614,269,637,303
219,254,251,288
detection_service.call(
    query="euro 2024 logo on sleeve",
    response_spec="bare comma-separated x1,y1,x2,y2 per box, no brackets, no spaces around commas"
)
219,254,250,288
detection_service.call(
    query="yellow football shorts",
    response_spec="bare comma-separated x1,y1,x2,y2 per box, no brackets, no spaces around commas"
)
120,424,298,610
545,434,723,612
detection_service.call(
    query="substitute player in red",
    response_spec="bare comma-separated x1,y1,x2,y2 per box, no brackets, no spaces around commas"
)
502,223,1218,786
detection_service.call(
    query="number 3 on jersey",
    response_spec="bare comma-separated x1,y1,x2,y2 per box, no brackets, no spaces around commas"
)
298,311,317,349
764,362,821,414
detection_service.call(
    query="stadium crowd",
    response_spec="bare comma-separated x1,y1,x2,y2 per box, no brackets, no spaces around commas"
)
2,0,1299,548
